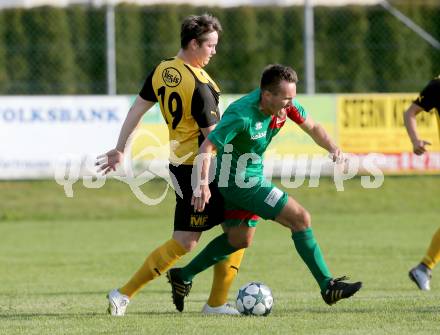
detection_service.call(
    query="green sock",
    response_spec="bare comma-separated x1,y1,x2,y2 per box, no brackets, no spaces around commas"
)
292,227,332,291
180,233,238,282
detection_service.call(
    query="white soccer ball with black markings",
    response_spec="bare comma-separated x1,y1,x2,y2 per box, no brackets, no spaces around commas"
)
236,282,273,316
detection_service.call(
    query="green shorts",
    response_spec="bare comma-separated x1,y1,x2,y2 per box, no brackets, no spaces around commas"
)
218,179,288,227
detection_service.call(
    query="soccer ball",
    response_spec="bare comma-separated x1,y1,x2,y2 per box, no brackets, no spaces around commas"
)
236,282,274,316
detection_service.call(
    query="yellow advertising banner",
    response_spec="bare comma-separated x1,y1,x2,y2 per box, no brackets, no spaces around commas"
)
337,94,440,153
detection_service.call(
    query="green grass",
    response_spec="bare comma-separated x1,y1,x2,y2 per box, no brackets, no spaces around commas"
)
1,176,440,334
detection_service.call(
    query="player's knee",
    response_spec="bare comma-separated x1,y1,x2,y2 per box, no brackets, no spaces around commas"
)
228,234,252,249
173,231,201,252
292,209,311,231
179,239,198,252
239,237,253,248
233,240,252,249
303,209,311,227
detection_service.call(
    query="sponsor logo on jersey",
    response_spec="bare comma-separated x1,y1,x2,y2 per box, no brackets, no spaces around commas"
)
251,131,267,140
255,121,262,130
162,67,182,87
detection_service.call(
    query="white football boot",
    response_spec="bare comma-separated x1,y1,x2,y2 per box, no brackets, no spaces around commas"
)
409,263,432,291
107,289,130,316
201,303,241,315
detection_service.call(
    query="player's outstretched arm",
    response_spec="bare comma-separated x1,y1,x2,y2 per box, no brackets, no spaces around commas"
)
404,103,431,155
96,96,155,174
299,115,344,162
192,138,217,212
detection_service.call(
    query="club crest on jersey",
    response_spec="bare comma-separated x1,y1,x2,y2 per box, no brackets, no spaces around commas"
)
255,122,263,130
162,67,182,87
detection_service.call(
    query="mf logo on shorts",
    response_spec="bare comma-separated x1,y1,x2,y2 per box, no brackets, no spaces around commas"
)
190,214,209,227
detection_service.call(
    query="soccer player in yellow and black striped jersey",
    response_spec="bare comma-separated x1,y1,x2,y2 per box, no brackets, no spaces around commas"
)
97,14,244,315
404,75,440,290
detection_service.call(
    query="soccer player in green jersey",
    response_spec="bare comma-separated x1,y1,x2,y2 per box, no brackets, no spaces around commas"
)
167,64,362,310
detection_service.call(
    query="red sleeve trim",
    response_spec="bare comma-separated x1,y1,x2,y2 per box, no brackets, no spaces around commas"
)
285,105,306,124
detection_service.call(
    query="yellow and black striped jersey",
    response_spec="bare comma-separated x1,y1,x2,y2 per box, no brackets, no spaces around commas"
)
140,57,221,165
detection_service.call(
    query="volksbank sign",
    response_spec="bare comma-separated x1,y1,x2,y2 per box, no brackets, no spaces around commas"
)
0,107,120,123
0,96,130,179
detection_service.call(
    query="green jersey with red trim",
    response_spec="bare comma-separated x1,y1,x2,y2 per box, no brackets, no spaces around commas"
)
208,88,307,184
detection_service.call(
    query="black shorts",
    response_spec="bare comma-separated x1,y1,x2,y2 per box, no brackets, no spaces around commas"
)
169,164,224,232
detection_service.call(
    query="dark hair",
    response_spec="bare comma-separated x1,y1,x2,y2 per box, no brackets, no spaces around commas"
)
181,14,222,48
260,64,298,93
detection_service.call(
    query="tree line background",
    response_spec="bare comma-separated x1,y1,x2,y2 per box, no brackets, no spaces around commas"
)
0,3,439,95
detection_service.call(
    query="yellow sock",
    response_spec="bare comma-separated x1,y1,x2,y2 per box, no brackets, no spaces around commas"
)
119,239,187,298
422,228,440,270
207,248,245,307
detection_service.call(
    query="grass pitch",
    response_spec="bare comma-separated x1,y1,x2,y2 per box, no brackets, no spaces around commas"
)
1,176,440,334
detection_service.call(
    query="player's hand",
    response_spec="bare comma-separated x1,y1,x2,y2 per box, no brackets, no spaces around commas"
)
191,184,211,212
96,149,123,174
328,148,346,164
412,139,431,155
